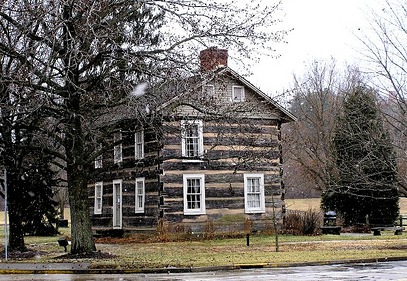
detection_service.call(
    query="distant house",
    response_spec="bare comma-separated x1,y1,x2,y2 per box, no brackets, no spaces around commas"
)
89,47,296,234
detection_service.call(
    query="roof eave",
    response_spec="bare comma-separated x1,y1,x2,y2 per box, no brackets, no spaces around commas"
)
218,67,297,122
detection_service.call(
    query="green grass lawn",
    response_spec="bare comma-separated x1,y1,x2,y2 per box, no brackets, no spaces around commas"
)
0,224,407,268
0,200,406,268
12,233,407,268
92,235,407,268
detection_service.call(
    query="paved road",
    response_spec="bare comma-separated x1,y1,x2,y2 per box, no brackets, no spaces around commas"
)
2,261,407,281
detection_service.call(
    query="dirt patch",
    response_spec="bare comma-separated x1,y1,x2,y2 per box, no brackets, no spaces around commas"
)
95,235,155,244
0,248,45,260
380,244,407,250
55,251,116,259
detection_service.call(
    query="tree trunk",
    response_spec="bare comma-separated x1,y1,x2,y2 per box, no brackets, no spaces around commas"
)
67,170,96,254
65,99,96,254
8,208,26,252
7,171,26,252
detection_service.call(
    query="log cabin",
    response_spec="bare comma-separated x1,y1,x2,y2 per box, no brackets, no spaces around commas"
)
89,47,296,236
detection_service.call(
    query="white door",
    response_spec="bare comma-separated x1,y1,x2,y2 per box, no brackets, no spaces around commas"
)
113,179,122,229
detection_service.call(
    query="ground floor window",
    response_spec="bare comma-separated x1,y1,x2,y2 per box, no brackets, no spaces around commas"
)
94,182,103,214
113,179,123,229
244,174,265,213
183,174,206,215
135,177,145,213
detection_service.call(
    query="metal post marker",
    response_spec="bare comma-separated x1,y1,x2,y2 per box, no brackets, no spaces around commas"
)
3,169,7,262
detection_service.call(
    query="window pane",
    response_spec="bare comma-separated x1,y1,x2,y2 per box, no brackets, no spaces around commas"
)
95,183,103,214
136,182,143,194
248,194,260,208
135,179,144,211
186,178,201,209
95,155,102,168
114,132,122,163
135,131,142,142
182,121,203,158
136,145,142,157
186,125,199,157
137,196,143,208
245,175,263,212
135,131,144,159
233,86,244,102
95,144,103,168
203,85,214,97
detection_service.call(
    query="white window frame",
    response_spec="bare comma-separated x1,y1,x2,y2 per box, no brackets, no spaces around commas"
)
113,179,123,229
181,120,203,159
135,130,144,160
94,144,103,169
202,84,214,97
135,177,145,213
244,174,265,213
114,132,122,164
232,85,245,102
183,174,206,215
94,182,103,214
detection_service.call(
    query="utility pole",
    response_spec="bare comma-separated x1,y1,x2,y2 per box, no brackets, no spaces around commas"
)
2,169,7,262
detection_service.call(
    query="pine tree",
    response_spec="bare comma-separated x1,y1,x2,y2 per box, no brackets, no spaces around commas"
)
322,86,399,226
20,153,59,237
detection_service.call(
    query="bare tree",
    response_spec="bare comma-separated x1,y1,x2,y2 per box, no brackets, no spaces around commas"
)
283,61,364,198
0,0,287,253
0,16,62,250
283,61,341,197
358,0,407,196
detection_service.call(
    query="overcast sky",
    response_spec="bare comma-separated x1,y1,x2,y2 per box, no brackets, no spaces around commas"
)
242,0,384,97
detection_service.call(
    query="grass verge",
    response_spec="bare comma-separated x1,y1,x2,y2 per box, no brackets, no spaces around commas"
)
1,201,407,268
1,231,407,269
91,234,407,269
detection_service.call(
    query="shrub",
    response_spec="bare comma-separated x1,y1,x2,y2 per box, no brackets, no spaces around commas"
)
157,220,171,242
283,209,322,235
204,220,215,240
244,218,253,234
302,209,322,235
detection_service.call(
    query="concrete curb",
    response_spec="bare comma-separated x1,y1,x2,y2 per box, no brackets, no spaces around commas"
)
0,256,407,274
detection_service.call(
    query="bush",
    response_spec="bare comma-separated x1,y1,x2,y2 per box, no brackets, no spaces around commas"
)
283,209,322,235
302,209,322,235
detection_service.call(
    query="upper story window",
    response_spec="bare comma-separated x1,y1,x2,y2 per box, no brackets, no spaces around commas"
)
181,120,203,159
232,85,245,102
135,177,145,213
135,130,144,160
94,182,103,214
244,174,265,213
183,174,206,215
114,132,122,164
94,144,103,169
202,85,214,97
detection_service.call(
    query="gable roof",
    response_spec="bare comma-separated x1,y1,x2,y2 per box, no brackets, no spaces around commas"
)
157,66,297,123
218,67,297,122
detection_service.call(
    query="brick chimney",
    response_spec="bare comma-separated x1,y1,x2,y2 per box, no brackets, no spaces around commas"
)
200,47,228,72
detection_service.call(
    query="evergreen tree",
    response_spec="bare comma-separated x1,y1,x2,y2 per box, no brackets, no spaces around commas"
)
322,86,399,226
20,153,59,237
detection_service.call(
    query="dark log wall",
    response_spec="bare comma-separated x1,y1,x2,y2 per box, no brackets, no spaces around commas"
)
160,116,285,232
89,125,161,231
88,71,289,233
154,74,287,232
